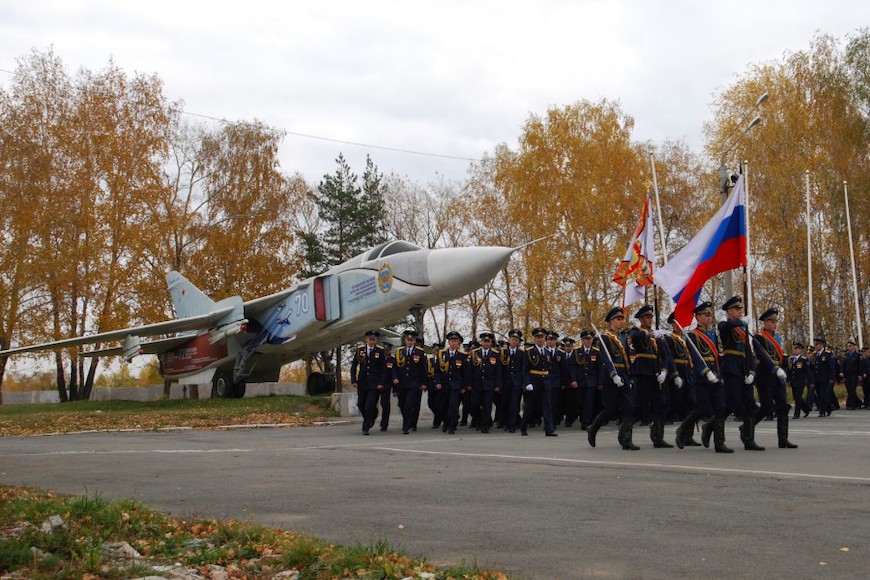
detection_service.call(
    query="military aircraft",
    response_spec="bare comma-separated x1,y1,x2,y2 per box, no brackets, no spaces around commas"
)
0,240,526,398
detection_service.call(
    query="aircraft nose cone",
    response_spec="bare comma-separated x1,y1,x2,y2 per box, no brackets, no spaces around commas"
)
426,246,514,299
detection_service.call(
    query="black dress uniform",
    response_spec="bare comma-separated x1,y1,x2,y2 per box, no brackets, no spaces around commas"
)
562,338,583,427
520,328,556,436
393,331,429,434
575,331,600,430
379,343,395,431
677,302,732,453
842,341,863,409
587,307,639,450
663,325,694,423
433,331,471,434
718,296,763,451
470,332,502,433
811,338,836,416
427,344,445,428
861,347,870,409
786,342,813,419
501,330,525,433
349,331,388,435
752,309,797,448
630,304,672,448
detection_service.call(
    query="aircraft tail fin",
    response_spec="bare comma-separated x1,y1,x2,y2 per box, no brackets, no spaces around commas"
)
166,271,217,319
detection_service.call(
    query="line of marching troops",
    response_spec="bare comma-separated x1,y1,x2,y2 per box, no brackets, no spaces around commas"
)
350,295,870,451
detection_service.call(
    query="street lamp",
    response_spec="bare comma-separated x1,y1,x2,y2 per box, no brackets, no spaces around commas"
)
717,92,768,297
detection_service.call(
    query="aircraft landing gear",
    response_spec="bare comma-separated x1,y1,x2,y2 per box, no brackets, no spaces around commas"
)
212,371,245,398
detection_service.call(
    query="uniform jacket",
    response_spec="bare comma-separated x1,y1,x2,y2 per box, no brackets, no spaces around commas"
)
596,331,632,386
754,330,785,387
470,347,503,391
392,346,429,389
574,344,600,388
786,354,813,388
434,349,471,391
522,345,553,390
350,345,388,390
663,332,692,384
812,348,836,383
630,327,662,377
842,351,861,375
500,345,526,390
718,319,755,377
687,327,721,386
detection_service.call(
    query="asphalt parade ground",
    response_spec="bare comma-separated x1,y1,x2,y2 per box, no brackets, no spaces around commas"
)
1,410,869,579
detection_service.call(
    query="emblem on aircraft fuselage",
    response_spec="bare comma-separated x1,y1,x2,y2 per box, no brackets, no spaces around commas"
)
378,263,393,293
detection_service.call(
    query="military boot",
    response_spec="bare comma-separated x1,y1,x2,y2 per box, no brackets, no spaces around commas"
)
701,420,715,448
740,418,765,451
713,418,733,453
620,418,640,450
777,414,798,448
587,413,606,448
652,417,673,448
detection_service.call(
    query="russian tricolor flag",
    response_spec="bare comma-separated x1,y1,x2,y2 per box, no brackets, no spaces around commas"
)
657,174,747,327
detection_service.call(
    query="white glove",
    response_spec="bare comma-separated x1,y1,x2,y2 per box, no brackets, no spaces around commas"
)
674,376,684,388
656,370,667,384
775,367,787,381
611,373,624,387
653,329,667,339
525,384,534,392
705,369,718,383
744,372,755,385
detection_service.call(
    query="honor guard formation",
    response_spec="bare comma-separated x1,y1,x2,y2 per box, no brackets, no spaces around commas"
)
350,298,870,449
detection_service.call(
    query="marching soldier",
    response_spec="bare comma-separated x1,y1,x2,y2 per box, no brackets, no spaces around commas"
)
379,341,396,431
520,327,556,436
787,341,813,419
349,330,388,435
470,332,502,433
546,331,565,429
587,307,639,450
460,339,480,427
501,329,525,433
576,330,600,430
434,331,471,434
392,330,429,434
752,309,797,448
675,302,732,452
427,341,446,429
861,346,870,409
841,339,863,409
561,337,583,427
719,296,764,451
811,337,836,416
663,313,694,428
630,304,672,448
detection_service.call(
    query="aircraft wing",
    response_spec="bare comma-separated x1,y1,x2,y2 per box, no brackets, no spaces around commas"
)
78,335,197,358
242,280,309,317
0,307,234,357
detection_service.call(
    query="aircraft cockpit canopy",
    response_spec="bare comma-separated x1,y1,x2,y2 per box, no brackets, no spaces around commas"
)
366,240,422,262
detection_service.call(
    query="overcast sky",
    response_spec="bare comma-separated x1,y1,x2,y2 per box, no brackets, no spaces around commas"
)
1,1,867,186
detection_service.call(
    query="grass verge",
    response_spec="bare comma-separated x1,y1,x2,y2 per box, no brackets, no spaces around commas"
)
0,396,338,437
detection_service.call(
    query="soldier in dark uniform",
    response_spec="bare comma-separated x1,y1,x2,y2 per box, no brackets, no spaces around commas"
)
378,341,396,431
787,341,813,419
349,330,388,435
427,341,445,428
501,329,525,433
495,338,508,428
719,295,764,451
546,331,565,430
630,304,672,448
562,337,582,427
811,337,836,417
469,332,502,433
392,330,429,434
520,327,557,436
675,302,732,452
587,307,639,450
861,346,870,409
752,309,797,448
663,312,694,427
433,331,471,434
576,330,600,430
460,340,480,427
842,339,863,409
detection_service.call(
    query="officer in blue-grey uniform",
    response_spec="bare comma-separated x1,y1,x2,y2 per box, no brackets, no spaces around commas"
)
752,308,798,448
587,307,639,450
675,302,731,452
520,327,556,436
630,304,672,448
576,330,600,430
392,329,429,435
501,329,526,433
719,295,764,451
545,330,564,431
433,331,471,434
787,341,813,419
470,332,502,433
811,337,836,416
841,339,863,409
350,330,388,435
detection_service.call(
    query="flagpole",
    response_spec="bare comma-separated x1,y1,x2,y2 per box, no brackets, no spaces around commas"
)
744,160,755,335
843,180,863,348
805,170,813,344
650,152,668,265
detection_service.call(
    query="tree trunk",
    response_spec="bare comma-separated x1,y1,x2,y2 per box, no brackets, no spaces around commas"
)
55,352,68,403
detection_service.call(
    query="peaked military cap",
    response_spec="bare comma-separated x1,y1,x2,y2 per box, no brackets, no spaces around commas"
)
861,346,869,352
381,341,393,349
847,338,857,345
364,330,381,338
758,308,779,322
721,295,743,311
508,329,523,339
792,341,805,349
694,301,713,316
561,337,576,345
402,329,418,338
634,304,654,319
531,327,547,337
605,307,625,322
433,341,445,349
546,330,560,340
479,331,495,341
580,330,594,339
813,337,826,344
470,340,481,349
497,339,508,347
445,331,463,341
